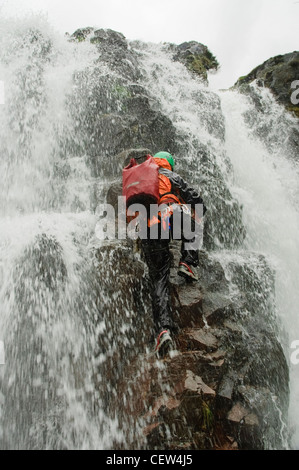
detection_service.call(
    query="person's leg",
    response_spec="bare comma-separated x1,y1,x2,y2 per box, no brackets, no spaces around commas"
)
176,211,200,280
141,239,172,333
141,238,174,356
180,243,199,267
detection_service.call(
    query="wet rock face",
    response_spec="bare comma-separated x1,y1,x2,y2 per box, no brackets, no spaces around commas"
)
63,28,245,251
64,28,178,168
95,241,289,450
105,149,246,253
173,41,219,82
233,52,299,161
14,233,68,292
0,24,291,451
62,30,288,449
67,71,177,173
71,28,139,81
235,51,299,119
61,28,288,449
2,235,69,449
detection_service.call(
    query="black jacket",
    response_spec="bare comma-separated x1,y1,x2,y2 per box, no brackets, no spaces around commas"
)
159,167,207,215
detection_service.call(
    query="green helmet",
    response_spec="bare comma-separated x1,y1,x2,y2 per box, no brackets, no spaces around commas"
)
154,151,175,170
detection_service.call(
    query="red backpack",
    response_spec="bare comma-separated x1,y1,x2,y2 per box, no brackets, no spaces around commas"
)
122,155,160,208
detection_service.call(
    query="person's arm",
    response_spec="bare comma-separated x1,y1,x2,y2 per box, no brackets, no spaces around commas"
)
159,168,207,215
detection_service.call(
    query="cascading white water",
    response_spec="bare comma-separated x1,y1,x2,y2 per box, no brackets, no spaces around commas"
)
0,17,124,450
0,16,297,449
134,41,298,448
219,88,299,449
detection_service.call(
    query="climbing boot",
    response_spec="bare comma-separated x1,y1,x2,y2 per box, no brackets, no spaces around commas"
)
155,329,174,358
178,262,198,281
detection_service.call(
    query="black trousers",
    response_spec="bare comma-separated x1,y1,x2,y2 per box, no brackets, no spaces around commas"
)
141,220,199,334
142,239,172,334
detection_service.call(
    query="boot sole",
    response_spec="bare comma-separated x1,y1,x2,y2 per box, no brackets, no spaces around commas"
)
156,335,174,357
178,269,198,281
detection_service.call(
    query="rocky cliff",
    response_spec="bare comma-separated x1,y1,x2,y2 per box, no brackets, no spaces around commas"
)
63,29,290,450
69,28,290,450
94,238,289,450
235,51,299,118
0,25,291,450
234,52,299,158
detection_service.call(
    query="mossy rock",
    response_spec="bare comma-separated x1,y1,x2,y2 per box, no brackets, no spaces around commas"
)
234,51,299,119
286,104,299,118
185,54,208,81
70,27,94,42
173,41,219,82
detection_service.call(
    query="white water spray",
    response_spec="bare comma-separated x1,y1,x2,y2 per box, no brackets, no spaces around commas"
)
135,41,298,448
0,17,297,449
220,88,299,449
0,17,124,450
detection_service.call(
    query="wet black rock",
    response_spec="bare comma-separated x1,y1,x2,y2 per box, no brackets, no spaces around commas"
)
96,242,289,450
65,70,177,174
235,51,299,118
173,41,219,82
14,233,67,293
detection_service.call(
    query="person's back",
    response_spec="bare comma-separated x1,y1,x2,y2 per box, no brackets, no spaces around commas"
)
123,150,207,357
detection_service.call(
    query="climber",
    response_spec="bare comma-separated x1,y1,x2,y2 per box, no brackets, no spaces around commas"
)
123,151,207,357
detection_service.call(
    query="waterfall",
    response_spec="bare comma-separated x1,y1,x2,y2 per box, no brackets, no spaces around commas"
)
219,88,299,449
0,17,123,450
0,17,296,449
133,41,298,448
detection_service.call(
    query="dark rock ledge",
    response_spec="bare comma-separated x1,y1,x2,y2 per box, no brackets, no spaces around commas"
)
93,237,289,450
